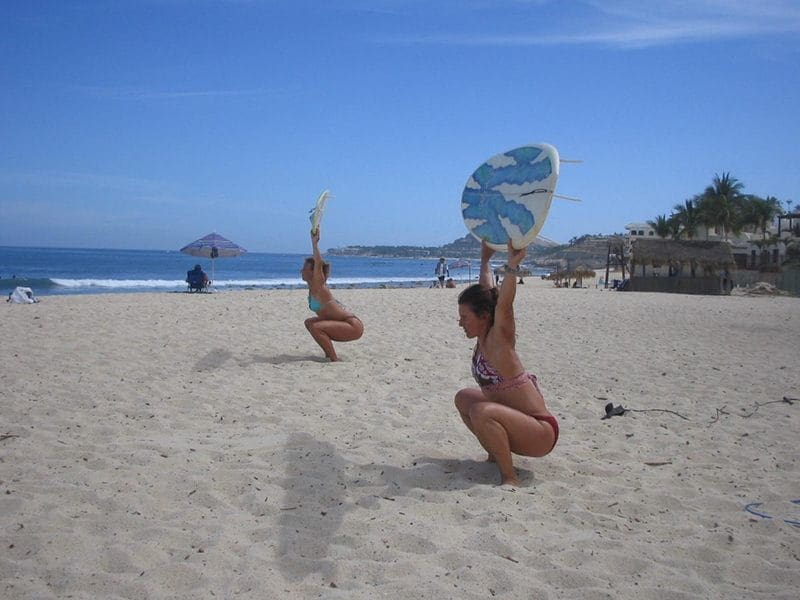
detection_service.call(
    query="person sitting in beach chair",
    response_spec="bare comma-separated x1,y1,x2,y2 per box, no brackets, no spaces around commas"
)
186,264,210,292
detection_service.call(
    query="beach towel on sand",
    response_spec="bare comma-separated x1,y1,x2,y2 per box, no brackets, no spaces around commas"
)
7,286,39,304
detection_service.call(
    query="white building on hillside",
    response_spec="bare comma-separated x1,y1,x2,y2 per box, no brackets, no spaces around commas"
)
625,222,656,239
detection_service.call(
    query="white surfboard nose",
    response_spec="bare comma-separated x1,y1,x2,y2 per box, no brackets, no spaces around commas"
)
461,144,560,250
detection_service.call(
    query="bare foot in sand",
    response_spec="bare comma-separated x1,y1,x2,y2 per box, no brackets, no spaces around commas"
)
498,480,519,491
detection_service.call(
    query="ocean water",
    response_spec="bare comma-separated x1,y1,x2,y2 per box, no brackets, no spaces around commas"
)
0,246,513,296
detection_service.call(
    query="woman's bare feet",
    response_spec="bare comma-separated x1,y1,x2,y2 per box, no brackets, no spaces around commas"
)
500,475,520,487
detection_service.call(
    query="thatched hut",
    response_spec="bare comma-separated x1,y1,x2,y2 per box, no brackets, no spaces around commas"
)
631,239,734,275
570,265,596,287
628,239,735,295
546,270,570,287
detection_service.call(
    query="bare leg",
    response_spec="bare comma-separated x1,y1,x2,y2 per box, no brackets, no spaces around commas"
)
305,317,363,362
305,317,338,360
455,388,556,486
469,402,555,486
454,388,496,462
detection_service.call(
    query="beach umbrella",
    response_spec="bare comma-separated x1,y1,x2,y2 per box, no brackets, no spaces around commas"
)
570,265,596,287
449,259,472,281
547,270,568,286
179,232,247,285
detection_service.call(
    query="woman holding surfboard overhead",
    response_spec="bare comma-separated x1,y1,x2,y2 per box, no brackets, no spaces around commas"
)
301,228,363,361
454,240,558,486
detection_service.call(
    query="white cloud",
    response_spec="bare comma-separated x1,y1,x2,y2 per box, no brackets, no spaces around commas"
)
372,0,800,48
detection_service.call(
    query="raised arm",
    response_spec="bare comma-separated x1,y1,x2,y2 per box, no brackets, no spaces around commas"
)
479,240,496,289
493,240,526,336
311,229,325,280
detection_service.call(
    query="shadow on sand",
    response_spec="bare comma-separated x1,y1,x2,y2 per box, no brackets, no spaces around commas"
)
275,435,535,584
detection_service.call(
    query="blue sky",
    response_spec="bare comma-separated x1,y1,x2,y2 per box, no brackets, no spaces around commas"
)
1,0,799,253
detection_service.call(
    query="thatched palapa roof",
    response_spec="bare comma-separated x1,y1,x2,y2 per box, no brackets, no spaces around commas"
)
631,239,735,269
571,265,596,280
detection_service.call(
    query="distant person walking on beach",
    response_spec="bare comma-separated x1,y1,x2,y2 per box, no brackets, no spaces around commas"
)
435,257,449,288
302,228,364,361
454,240,558,486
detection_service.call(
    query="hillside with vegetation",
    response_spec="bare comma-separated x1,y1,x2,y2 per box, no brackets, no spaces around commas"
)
529,234,627,269
327,234,556,259
328,233,625,269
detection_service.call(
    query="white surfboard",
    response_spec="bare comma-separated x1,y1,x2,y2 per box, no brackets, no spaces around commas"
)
309,189,331,233
461,144,560,250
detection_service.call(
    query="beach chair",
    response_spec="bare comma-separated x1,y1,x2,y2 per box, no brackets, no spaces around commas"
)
186,266,210,292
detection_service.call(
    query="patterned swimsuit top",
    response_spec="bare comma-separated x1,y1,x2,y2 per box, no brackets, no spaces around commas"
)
471,346,539,394
471,347,503,388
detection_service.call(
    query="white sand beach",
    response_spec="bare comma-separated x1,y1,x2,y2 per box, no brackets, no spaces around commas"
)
2,283,799,599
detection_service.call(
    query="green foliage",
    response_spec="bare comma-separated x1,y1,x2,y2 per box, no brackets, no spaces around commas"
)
742,195,782,239
566,233,623,246
672,197,701,239
652,174,789,242
647,215,673,239
701,172,745,239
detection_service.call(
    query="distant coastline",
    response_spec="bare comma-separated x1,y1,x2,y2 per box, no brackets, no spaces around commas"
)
327,233,625,269
326,245,448,259
326,234,558,259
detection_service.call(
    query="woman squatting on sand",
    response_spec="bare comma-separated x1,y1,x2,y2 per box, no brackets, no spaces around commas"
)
302,228,364,361
455,240,559,486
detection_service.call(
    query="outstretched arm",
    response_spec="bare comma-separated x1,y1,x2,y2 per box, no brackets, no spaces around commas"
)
479,240,496,289
311,229,325,280
494,241,526,335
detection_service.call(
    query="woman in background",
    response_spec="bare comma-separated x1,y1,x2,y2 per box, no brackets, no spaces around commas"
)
301,228,364,361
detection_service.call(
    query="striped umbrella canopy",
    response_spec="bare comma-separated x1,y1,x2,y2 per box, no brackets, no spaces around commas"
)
179,232,246,284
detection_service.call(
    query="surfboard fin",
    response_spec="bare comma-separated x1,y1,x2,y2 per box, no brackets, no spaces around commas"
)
535,234,559,245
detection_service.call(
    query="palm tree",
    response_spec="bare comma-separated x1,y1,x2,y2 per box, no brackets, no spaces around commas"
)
700,172,745,240
694,195,717,240
667,214,682,239
671,197,701,239
739,195,783,268
749,195,782,240
647,215,672,239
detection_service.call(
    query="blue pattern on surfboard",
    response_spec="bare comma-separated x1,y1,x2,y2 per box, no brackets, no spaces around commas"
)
462,146,554,244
